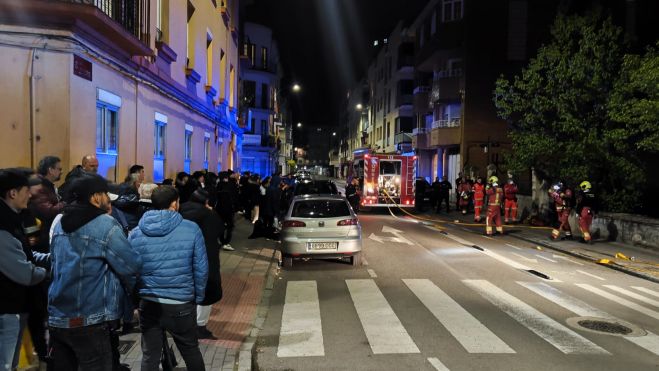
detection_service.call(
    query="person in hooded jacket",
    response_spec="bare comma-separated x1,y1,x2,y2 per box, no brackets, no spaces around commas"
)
128,186,208,371
179,189,223,340
48,174,142,371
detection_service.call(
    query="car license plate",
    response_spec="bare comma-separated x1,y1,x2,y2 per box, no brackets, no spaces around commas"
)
307,242,338,251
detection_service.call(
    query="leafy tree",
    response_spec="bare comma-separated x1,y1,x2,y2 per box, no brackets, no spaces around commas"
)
493,11,659,212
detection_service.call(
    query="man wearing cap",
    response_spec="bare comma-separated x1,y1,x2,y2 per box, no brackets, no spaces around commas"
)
0,169,48,370
48,174,142,370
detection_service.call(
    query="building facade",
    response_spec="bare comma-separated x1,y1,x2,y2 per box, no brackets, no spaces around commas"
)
239,22,281,177
0,0,243,183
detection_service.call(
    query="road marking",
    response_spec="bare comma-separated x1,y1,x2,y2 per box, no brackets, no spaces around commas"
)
346,279,420,354
519,282,659,357
632,286,659,299
576,284,659,321
439,232,477,247
576,270,606,281
553,255,585,266
506,243,523,250
368,225,414,245
511,252,538,264
277,281,324,357
428,357,451,371
632,286,659,298
604,285,659,308
404,279,514,353
536,255,558,263
481,249,531,270
367,269,377,278
464,280,608,354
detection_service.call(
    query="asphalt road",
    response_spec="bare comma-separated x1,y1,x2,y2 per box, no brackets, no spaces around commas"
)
254,210,659,371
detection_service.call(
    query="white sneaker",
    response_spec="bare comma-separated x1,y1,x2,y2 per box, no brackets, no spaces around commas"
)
222,244,235,251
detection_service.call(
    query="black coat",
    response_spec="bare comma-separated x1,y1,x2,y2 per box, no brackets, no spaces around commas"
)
179,201,223,305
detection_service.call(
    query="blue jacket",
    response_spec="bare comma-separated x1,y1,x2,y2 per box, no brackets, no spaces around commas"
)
48,214,142,328
128,210,208,304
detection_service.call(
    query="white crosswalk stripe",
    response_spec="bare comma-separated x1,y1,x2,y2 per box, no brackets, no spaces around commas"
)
427,357,451,371
519,281,659,357
346,279,420,354
632,286,659,299
604,285,659,308
576,284,659,321
403,279,514,353
463,280,609,354
277,281,324,357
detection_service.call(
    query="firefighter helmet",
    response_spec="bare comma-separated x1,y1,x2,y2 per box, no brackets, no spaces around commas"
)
488,176,498,184
580,181,592,191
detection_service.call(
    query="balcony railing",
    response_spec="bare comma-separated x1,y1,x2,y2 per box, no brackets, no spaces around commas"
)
412,127,428,135
74,0,150,46
394,132,413,145
431,118,461,129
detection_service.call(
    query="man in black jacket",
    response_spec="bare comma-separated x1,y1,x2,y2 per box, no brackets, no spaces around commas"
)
0,169,48,370
216,172,237,251
179,189,223,340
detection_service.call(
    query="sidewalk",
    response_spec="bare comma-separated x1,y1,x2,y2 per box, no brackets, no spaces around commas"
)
119,216,280,370
414,206,659,284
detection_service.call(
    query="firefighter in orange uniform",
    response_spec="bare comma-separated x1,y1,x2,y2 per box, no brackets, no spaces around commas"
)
503,178,519,224
548,181,573,240
457,176,472,215
485,176,504,236
576,181,597,244
472,177,485,222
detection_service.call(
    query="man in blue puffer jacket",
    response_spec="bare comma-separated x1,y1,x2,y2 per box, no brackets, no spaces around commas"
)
129,186,208,371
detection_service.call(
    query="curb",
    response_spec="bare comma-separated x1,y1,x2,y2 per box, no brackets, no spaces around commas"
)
232,248,279,371
509,233,659,284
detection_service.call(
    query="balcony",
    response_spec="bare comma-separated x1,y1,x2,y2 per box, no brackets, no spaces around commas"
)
412,128,429,149
394,132,413,145
0,0,152,57
416,21,464,72
430,120,461,147
243,134,261,146
413,86,431,114
431,71,464,103
220,6,230,26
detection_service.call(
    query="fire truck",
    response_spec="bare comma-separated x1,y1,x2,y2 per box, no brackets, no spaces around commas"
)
349,149,417,208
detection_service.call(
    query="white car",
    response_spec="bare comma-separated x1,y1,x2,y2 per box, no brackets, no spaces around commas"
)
280,195,362,267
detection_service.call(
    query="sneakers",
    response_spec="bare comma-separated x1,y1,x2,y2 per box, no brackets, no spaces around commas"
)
222,244,235,251
196,326,218,340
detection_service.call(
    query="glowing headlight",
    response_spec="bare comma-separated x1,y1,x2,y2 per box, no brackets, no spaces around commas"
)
366,184,374,194
394,176,400,184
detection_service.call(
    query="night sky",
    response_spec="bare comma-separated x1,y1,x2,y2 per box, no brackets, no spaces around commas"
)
243,0,430,141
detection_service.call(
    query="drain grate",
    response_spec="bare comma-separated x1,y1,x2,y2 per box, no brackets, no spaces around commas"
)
577,320,633,335
566,316,646,337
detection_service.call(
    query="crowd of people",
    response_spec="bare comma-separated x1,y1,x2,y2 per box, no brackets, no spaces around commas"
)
0,154,292,371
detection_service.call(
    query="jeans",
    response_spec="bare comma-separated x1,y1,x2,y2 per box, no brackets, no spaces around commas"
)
0,314,20,371
48,322,115,371
139,300,205,371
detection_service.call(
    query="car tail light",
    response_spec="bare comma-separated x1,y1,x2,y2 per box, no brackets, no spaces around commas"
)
337,218,358,226
282,220,306,228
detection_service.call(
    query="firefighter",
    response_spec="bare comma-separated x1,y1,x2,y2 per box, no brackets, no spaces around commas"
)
503,178,519,224
346,178,361,212
576,180,598,244
472,177,485,222
457,175,472,215
548,181,573,240
485,176,504,236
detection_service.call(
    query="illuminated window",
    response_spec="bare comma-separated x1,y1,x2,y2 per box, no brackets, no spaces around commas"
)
184,128,192,173
186,1,195,67
96,103,118,154
261,47,268,69
206,33,213,85
204,135,210,170
154,120,166,182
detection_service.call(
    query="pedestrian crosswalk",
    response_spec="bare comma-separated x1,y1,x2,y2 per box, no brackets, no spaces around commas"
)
276,278,659,360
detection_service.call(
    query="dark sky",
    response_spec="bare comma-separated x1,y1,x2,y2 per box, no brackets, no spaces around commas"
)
243,0,430,136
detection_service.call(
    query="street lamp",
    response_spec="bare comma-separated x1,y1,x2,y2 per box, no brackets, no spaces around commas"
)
292,83,301,93
332,132,336,136
297,122,302,128
356,103,363,111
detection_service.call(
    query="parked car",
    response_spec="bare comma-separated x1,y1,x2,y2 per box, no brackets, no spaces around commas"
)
293,179,339,196
280,195,362,267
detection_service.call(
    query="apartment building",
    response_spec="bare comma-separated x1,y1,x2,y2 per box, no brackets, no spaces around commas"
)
239,22,281,176
0,0,242,183
367,22,415,155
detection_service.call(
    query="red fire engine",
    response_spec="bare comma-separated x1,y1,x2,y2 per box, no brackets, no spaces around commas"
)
349,149,416,208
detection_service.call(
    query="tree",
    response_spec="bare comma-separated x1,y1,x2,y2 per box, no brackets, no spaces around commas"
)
493,11,659,212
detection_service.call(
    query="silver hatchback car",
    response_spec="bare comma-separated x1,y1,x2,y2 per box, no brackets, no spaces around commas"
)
280,195,362,267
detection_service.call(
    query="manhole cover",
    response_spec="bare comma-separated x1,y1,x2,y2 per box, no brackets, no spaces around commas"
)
578,320,632,335
566,316,646,337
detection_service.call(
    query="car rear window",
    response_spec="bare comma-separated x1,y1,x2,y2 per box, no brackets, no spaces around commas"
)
294,181,338,195
291,200,351,218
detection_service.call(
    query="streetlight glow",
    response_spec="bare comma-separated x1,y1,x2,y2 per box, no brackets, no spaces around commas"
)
332,132,336,136
356,103,363,110
297,122,302,128
292,83,301,93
